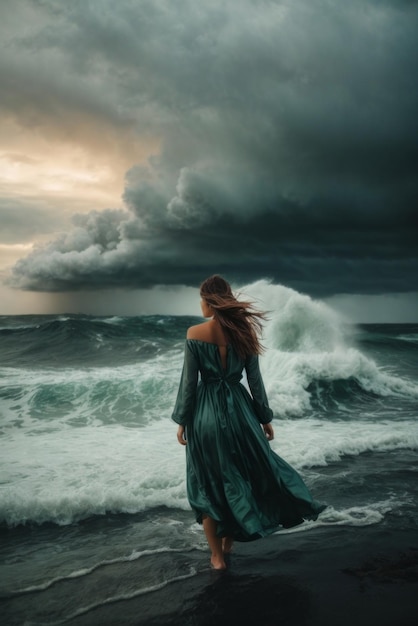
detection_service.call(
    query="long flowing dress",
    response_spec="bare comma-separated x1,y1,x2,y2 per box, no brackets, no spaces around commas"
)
172,339,325,541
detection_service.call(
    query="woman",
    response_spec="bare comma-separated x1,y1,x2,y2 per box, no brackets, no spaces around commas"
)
172,275,325,570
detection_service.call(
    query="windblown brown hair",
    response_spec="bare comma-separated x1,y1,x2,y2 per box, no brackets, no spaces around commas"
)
199,275,266,359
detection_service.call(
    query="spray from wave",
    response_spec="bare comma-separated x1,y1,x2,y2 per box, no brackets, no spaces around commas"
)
243,281,418,416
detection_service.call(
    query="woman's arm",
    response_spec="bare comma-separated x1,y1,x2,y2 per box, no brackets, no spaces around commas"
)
245,354,274,426
171,340,199,433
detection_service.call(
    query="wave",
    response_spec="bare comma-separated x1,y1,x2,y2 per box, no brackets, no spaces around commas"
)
397,333,418,344
1,285,417,430
3,547,193,597
0,314,194,368
0,354,183,430
276,498,398,532
4,498,396,601
47,567,197,625
1,349,415,436
307,378,380,412
1,418,416,527
240,281,418,416
263,345,418,417
351,324,418,349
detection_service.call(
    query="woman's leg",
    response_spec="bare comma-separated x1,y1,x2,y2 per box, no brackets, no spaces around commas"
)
222,536,234,554
202,516,226,570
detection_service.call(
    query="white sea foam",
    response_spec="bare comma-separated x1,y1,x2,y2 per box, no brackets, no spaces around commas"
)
1,417,416,527
243,280,347,352
1,283,417,527
1,282,416,441
0,323,39,331
1,288,416,438
99,316,126,324
243,281,418,416
40,567,198,626
269,418,418,467
397,333,418,344
275,498,398,534
6,547,192,597
0,350,184,431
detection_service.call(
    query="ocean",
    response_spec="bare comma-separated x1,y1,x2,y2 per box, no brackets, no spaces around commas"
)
1,282,417,625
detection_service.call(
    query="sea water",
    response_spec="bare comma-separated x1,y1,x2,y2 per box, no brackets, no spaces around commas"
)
1,281,417,624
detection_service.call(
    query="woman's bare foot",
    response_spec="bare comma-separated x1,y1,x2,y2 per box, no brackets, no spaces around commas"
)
222,536,234,554
211,554,227,570
202,516,227,570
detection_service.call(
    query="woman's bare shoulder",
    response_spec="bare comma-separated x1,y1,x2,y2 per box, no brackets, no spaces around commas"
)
187,322,212,341
187,320,228,345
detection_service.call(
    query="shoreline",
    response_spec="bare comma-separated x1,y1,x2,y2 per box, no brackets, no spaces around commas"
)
89,526,418,626
2,524,417,625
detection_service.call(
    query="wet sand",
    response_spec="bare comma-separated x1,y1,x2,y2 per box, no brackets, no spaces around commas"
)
2,524,416,626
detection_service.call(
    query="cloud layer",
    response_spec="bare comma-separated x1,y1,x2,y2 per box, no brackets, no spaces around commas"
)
4,0,418,295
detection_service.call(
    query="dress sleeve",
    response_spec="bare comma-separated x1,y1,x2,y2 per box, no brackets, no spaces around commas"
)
245,354,273,424
171,341,199,426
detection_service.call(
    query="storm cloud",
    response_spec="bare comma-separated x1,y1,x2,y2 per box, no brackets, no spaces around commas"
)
4,0,418,296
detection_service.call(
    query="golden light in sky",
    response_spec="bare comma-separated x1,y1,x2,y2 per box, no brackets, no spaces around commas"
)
0,110,159,312
0,115,160,271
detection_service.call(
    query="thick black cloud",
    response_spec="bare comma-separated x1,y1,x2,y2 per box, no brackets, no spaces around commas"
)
5,0,418,295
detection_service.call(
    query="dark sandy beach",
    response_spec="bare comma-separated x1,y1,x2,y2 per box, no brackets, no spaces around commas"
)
75,528,418,626
2,523,417,626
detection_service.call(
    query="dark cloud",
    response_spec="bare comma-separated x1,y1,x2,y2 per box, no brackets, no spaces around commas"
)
4,0,418,295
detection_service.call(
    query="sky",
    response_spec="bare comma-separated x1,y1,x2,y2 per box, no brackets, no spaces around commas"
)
0,0,417,321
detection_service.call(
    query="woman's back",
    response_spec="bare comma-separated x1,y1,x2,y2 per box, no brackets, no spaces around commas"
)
187,319,229,369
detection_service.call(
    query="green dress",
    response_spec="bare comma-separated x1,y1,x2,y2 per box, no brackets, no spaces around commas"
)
172,339,325,541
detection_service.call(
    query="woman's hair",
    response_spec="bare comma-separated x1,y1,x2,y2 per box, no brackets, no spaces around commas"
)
199,275,266,358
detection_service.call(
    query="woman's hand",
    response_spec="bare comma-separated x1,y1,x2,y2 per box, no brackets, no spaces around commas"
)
263,423,274,441
177,425,187,445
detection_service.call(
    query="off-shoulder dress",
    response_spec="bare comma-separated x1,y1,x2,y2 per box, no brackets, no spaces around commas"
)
172,339,325,541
